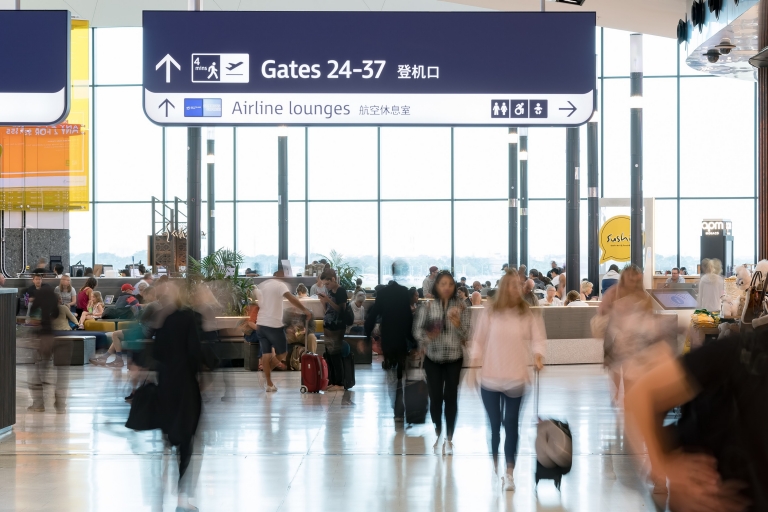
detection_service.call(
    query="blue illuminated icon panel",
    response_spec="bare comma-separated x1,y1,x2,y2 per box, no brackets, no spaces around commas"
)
184,98,222,117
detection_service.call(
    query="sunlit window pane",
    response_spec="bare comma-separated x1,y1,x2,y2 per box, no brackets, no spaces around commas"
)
380,201,451,288
381,128,451,200
454,128,507,200
308,128,377,200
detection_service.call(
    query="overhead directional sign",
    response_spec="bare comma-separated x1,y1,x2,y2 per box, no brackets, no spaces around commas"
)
143,11,595,127
0,10,70,126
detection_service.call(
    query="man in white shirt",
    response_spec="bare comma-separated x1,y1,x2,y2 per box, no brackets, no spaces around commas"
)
134,273,154,294
256,270,311,392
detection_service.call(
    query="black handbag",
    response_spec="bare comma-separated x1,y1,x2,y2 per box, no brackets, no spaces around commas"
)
125,382,161,431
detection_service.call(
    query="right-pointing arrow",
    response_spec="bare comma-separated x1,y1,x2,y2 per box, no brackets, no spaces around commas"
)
158,98,175,117
559,101,577,118
156,54,181,83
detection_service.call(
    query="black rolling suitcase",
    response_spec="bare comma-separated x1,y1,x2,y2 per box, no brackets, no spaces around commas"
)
404,356,429,424
534,369,573,491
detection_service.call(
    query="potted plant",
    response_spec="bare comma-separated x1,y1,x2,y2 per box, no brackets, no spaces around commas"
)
188,248,253,316
319,250,360,291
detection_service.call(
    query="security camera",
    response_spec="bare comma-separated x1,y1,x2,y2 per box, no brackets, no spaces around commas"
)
704,49,720,63
715,38,736,55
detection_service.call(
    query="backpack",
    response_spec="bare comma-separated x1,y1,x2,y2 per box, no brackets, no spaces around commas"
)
343,302,354,327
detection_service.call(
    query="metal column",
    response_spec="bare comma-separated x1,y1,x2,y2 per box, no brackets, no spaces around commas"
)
186,0,203,265
508,128,519,269
630,34,644,269
587,117,599,289
206,128,215,255
186,127,202,263
519,129,528,269
566,127,581,293
278,133,288,264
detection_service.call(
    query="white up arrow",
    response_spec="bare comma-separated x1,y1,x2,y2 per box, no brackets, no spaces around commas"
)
155,54,181,83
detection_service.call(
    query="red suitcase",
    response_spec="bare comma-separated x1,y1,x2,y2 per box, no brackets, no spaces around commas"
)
300,353,328,393
299,318,328,393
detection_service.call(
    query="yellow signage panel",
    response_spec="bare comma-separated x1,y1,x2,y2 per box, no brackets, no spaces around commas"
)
599,215,631,264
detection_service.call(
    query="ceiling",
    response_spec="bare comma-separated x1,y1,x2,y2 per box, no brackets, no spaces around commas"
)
0,0,686,36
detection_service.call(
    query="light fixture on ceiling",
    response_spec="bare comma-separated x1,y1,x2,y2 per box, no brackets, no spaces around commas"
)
704,49,721,63
715,38,736,55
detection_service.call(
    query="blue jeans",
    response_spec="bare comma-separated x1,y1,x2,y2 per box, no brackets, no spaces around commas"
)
480,387,524,466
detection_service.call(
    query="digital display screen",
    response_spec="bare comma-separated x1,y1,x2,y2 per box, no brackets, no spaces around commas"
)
649,289,698,310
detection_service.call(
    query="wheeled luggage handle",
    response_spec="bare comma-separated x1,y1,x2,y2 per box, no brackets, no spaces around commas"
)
534,367,540,420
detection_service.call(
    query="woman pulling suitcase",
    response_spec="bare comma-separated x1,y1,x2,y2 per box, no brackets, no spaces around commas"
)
413,270,471,455
470,269,546,491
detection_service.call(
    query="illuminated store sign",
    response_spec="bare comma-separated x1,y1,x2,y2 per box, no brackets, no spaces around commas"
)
701,219,732,236
142,11,596,127
599,215,631,264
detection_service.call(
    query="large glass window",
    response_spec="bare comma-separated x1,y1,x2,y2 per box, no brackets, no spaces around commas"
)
308,202,377,284
527,128,566,199
308,127,377,200
381,128,451,200
679,199,755,270
94,28,142,85
680,77,755,198
454,201,507,284
454,128,508,199
94,87,162,202
95,203,150,267
380,201,451,288
237,202,278,276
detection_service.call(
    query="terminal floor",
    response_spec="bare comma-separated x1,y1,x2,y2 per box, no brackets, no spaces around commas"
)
1,362,663,512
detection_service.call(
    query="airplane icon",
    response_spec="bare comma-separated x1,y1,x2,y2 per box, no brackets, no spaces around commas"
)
226,62,243,71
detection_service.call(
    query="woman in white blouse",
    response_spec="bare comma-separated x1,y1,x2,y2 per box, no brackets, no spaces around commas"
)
470,270,546,492
541,285,562,307
348,291,367,335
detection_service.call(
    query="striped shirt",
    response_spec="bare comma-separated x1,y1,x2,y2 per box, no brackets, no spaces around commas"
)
413,297,471,363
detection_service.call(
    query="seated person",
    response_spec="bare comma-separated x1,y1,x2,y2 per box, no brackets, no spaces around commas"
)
296,283,309,299
580,280,595,301
107,284,141,319
53,264,65,278
78,291,105,327
90,286,160,369
52,303,79,331
565,290,589,307
54,274,77,311
522,279,540,307
457,286,472,308
348,291,366,335
470,291,483,306
285,320,317,354
541,285,563,306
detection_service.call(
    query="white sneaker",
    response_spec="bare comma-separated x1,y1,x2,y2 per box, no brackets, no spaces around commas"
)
443,439,454,456
502,472,515,492
265,385,278,393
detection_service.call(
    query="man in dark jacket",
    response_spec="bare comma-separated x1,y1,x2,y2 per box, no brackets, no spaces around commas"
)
365,262,414,421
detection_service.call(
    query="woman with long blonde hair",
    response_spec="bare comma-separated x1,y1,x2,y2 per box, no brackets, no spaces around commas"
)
470,269,546,492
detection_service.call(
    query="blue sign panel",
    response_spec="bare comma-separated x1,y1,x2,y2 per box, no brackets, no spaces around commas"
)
0,10,70,125
142,11,595,126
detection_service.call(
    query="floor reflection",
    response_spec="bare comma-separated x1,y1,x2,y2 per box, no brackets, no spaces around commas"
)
1,362,660,511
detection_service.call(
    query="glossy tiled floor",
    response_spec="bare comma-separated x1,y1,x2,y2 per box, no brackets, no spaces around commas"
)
1,361,663,512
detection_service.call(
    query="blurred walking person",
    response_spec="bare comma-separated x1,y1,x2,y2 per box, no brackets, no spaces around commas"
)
152,284,203,512
413,270,471,455
365,261,415,421
26,285,72,412
470,269,546,491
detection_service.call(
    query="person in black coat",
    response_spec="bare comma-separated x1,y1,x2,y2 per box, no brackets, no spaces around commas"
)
152,286,203,512
365,262,415,421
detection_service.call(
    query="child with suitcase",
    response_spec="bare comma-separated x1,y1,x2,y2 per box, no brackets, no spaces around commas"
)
470,269,546,491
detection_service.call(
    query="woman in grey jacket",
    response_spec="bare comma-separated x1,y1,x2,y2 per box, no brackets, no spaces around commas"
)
413,270,471,455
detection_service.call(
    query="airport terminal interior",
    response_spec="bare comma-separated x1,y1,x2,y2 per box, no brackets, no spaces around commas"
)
1,0,768,511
